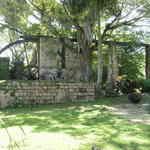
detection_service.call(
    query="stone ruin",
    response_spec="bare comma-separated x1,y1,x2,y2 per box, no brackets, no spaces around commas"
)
0,37,95,108
39,37,84,82
0,36,85,81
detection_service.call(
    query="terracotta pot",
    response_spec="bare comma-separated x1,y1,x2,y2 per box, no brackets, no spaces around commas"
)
128,93,142,103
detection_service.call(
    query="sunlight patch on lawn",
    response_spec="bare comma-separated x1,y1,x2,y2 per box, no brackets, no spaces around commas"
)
0,126,29,150
0,80,5,83
73,125,85,129
27,132,84,150
103,145,119,150
0,126,84,150
119,133,150,144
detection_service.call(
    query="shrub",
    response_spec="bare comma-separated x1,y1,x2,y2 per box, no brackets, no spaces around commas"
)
138,79,150,93
115,76,138,94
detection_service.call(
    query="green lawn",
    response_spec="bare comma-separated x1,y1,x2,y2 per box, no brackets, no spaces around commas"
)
0,96,150,150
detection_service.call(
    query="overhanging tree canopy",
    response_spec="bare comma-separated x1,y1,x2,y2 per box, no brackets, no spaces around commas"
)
0,0,149,90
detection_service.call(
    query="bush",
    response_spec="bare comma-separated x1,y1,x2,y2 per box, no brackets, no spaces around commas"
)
115,76,138,94
138,79,150,93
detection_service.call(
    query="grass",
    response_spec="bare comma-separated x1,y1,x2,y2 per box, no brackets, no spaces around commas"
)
0,95,150,150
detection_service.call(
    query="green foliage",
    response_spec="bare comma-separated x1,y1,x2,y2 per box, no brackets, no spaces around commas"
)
115,76,139,94
67,0,91,14
116,78,150,94
117,45,145,80
138,79,150,93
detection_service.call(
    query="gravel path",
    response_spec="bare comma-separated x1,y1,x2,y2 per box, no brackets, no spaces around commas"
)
108,102,150,125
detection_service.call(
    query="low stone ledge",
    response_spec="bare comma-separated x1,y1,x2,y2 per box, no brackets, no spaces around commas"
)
0,81,95,108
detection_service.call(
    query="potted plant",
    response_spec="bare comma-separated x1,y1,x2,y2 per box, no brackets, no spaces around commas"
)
128,89,142,103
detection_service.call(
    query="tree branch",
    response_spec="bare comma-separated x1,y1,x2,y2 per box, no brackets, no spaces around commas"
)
102,13,146,40
0,38,39,54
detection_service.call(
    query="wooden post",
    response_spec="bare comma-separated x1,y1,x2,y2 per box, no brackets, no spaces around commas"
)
146,44,150,79
106,42,118,93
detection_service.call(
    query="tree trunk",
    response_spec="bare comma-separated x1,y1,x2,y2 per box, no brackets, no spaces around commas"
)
106,42,118,94
77,26,93,82
96,11,103,92
146,44,150,79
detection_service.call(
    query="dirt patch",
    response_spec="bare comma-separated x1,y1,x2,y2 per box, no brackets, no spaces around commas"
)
107,102,150,125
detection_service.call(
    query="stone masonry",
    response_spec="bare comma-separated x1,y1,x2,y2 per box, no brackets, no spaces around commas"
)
39,37,84,82
0,81,95,108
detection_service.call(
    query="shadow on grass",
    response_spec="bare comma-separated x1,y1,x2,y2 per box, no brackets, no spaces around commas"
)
0,97,150,150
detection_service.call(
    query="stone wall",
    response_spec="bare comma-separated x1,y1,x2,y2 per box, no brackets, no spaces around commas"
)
39,37,62,80
39,37,84,81
65,48,84,82
0,81,95,108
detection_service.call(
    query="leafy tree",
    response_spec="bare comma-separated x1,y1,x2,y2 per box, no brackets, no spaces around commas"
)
0,0,149,87
118,45,145,79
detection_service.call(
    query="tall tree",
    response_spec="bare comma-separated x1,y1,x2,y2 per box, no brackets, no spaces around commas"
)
0,0,150,85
